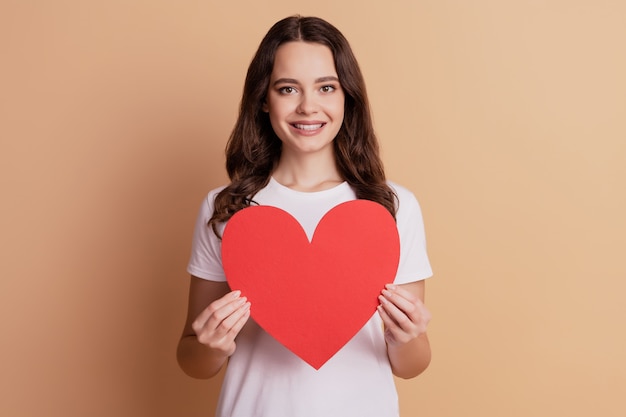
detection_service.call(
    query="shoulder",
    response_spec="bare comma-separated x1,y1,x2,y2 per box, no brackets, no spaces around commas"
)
197,185,228,214
386,180,413,199
386,180,421,211
385,180,427,233
206,184,228,201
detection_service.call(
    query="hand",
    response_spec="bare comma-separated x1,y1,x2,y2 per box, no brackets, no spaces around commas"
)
377,283,431,346
191,290,251,357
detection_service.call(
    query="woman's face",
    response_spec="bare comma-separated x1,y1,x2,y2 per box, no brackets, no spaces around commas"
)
263,41,345,159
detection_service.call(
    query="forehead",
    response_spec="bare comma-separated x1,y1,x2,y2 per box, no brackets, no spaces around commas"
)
271,41,337,79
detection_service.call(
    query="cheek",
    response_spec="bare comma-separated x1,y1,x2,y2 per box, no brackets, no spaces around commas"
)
338,104,346,118
265,104,282,127
334,104,345,123
267,98,291,119
267,111,288,141
268,114,282,134
332,95,346,119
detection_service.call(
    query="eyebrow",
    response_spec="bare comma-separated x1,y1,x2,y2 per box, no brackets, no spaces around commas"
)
272,76,340,86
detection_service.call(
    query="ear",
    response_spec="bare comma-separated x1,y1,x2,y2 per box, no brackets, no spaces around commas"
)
261,101,269,112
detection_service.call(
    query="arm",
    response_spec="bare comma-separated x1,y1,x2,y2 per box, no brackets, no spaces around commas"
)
177,276,250,379
378,280,432,379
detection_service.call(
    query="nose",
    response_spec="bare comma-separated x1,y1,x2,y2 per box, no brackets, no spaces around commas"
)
296,92,318,115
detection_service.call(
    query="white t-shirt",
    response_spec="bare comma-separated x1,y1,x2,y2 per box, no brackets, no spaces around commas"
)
187,178,432,417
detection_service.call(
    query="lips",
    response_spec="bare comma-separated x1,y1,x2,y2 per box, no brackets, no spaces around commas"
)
291,122,326,132
294,123,324,130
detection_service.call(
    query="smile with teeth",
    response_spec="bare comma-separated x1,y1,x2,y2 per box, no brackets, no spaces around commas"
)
292,123,325,131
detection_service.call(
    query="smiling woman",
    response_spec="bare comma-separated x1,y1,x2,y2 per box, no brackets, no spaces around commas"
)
3,1,626,417
176,15,433,417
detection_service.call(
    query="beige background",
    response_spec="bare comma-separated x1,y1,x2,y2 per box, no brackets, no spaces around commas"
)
1,1,625,416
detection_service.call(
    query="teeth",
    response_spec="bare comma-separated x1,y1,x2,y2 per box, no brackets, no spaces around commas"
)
294,123,323,131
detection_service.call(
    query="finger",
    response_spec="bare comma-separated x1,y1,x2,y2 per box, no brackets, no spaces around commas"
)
378,294,411,329
377,303,396,328
195,300,250,347
380,292,431,334
227,304,251,337
210,290,244,312
384,284,418,302
210,303,251,351
203,296,248,333
193,291,243,332
377,304,412,345
216,301,251,334
380,288,418,320
382,285,420,310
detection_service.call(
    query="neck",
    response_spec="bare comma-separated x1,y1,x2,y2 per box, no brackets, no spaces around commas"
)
272,151,343,192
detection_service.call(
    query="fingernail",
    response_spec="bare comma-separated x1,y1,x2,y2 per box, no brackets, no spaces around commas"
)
232,290,241,298
382,289,391,297
385,284,397,290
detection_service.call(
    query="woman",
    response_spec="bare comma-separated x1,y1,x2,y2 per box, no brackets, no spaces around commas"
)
177,15,433,417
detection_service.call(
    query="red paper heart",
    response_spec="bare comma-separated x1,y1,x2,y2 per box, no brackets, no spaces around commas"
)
221,200,400,369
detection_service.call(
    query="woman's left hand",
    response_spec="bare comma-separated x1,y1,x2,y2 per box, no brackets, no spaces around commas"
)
377,283,431,346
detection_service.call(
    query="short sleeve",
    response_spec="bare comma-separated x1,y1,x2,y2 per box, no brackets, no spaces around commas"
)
186,188,228,281
390,183,433,284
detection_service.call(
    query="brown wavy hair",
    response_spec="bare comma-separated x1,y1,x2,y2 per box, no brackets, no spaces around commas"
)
209,15,397,236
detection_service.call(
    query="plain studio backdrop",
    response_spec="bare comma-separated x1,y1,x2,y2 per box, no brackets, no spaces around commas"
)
1,1,624,416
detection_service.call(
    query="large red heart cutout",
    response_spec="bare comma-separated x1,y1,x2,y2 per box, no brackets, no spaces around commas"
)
221,200,400,369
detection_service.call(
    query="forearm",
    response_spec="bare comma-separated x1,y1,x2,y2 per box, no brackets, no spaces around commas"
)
387,332,431,379
176,335,229,379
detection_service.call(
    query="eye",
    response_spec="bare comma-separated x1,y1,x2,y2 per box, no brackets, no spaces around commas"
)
320,85,336,93
278,86,297,95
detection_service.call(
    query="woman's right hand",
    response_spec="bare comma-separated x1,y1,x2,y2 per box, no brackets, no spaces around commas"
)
178,279,251,378
191,290,251,357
